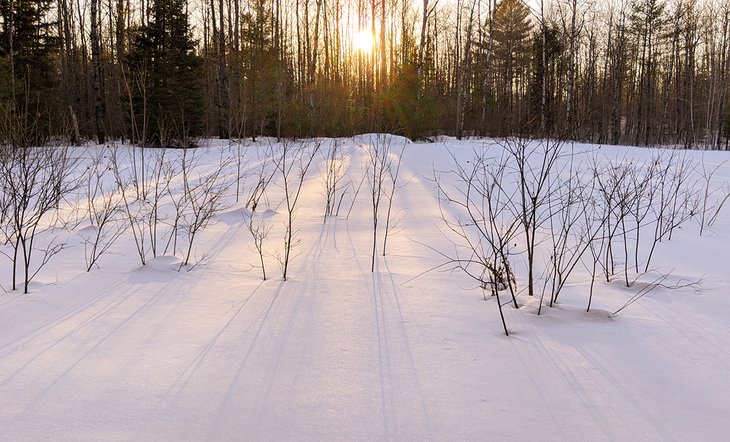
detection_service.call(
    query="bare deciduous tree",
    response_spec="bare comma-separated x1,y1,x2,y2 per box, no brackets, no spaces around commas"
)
0,145,77,293
245,211,272,280
432,148,520,336
276,139,320,280
364,134,407,270
179,151,232,269
321,139,352,220
81,148,127,271
503,136,563,298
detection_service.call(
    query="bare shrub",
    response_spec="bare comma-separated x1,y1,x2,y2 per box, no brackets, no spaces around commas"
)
245,212,272,280
502,136,563,297
321,139,353,220
179,150,232,269
364,134,408,271
433,148,520,336
246,143,278,212
276,139,320,280
0,145,77,293
81,147,127,271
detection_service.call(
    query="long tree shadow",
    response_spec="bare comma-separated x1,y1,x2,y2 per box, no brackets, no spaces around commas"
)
11,278,176,414
162,279,267,403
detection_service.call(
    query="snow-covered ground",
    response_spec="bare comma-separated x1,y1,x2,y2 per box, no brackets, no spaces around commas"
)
1,136,729,441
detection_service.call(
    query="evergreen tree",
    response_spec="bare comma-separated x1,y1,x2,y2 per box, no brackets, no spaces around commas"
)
529,24,562,134
0,0,59,141
491,0,533,128
127,0,203,147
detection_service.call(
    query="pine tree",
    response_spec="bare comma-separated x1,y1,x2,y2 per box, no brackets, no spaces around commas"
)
491,0,533,128
0,0,59,142
529,24,562,135
127,0,203,147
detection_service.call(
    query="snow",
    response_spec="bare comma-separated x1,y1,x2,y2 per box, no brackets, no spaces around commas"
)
1,137,730,441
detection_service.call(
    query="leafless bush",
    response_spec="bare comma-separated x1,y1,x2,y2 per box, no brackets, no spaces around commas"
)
0,144,77,293
146,148,176,258
544,160,605,311
644,151,700,272
162,154,186,256
697,159,725,235
321,139,353,220
433,149,520,336
707,183,730,227
432,140,713,320
364,134,407,271
179,150,232,269
229,139,250,203
591,155,648,286
596,158,642,286
246,143,278,212
112,145,185,265
245,212,272,280
111,147,151,265
81,147,127,271
502,136,563,297
382,141,407,257
276,139,320,280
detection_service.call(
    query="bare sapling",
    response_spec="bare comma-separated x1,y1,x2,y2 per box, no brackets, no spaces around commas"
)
112,147,149,265
162,152,186,255
246,143,278,212
612,163,642,287
593,157,633,282
627,160,656,273
432,149,521,336
276,139,320,280
82,147,128,271
0,173,7,266
245,212,272,280
544,160,606,311
146,148,175,258
584,203,608,312
382,141,407,257
0,145,77,293
365,134,392,272
707,183,730,227
0,146,11,289
503,136,563,297
644,152,700,272
230,138,250,202
322,139,353,220
179,150,232,269
697,158,725,235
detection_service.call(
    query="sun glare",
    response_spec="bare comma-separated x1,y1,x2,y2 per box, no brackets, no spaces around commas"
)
353,29,374,53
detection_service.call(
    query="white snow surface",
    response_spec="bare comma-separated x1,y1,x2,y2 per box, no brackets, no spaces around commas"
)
1,137,730,441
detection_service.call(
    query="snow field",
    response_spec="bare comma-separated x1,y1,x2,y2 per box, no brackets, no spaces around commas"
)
1,136,730,440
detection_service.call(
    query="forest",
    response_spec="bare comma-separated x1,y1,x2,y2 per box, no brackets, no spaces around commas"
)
1,0,729,147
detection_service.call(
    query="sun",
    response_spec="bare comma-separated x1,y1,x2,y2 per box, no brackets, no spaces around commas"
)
353,29,374,54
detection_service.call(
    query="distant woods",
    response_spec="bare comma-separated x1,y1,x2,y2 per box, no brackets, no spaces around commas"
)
1,0,730,147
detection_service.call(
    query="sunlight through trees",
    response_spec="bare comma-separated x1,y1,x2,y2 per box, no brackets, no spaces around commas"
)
1,0,730,146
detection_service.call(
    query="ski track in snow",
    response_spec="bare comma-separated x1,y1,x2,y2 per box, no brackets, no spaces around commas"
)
1,138,730,441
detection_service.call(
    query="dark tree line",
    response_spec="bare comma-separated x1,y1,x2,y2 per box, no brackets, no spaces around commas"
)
1,0,730,147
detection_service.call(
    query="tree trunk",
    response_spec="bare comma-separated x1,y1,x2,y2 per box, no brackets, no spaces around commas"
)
90,0,106,144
